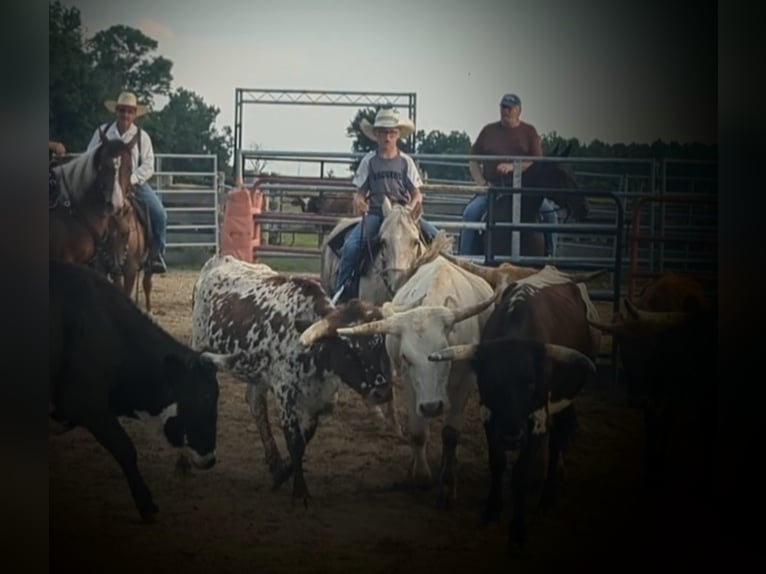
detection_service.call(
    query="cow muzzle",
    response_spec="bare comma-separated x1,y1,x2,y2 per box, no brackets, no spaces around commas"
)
418,400,444,418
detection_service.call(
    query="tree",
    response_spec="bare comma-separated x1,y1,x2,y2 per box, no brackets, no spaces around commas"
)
86,25,173,109
415,129,472,181
49,2,103,147
142,87,231,178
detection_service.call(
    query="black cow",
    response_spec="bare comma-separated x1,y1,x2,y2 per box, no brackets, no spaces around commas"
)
49,260,236,523
428,268,599,551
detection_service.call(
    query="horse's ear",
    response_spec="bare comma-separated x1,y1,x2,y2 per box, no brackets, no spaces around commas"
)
382,196,393,217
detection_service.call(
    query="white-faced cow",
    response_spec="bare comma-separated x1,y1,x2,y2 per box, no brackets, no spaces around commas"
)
428,267,600,551
335,233,497,508
588,273,716,495
190,255,393,506
49,260,235,523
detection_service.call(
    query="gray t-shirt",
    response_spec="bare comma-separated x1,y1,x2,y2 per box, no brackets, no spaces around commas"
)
353,151,423,214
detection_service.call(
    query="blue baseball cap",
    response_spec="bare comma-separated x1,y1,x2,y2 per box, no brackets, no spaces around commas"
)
500,93,521,107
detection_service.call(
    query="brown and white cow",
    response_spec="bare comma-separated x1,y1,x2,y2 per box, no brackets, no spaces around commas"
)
428,267,600,551
588,273,716,494
191,255,393,506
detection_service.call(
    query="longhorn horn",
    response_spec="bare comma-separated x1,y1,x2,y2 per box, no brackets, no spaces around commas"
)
440,252,502,286
450,292,498,324
586,318,625,335
624,299,689,325
543,343,597,373
428,344,478,362
299,318,334,345
336,317,398,337
200,351,240,371
563,269,608,283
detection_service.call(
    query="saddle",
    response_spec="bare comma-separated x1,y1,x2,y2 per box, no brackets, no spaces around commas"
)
327,218,381,277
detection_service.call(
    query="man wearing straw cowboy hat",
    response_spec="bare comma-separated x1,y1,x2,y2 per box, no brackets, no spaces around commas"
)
86,90,168,273
334,108,439,303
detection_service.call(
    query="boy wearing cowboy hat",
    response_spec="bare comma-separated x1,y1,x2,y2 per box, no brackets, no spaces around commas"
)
334,108,439,301
86,90,168,273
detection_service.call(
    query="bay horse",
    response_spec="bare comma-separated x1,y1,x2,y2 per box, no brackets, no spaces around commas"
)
477,145,590,261
98,127,153,312
49,139,133,271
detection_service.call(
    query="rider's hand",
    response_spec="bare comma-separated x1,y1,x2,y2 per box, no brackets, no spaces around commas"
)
353,192,369,215
496,162,514,174
49,141,66,156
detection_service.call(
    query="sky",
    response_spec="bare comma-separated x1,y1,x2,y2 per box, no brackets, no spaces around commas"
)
65,0,716,174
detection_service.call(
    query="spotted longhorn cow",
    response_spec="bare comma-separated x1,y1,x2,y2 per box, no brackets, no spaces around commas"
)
428,267,601,551
190,255,393,506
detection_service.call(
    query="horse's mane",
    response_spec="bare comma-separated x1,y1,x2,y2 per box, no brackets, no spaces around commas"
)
398,231,454,286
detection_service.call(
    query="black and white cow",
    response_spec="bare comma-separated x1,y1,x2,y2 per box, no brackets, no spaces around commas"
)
428,267,600,551
191,255,393,506
49,259,236,523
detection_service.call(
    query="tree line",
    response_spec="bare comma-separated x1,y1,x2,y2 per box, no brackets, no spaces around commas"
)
50,2,716,188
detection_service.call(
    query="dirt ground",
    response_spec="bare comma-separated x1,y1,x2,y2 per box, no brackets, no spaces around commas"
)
50,270,724,573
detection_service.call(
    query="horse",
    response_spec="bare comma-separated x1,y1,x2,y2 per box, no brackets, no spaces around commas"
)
109,195,153,312
49,139,133,271
95,126,154,313
320,196,428,306
474,145,590,261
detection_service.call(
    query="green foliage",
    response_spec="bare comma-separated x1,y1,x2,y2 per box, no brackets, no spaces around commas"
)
415,129,472,181
48,0,230,170
142,88,232,179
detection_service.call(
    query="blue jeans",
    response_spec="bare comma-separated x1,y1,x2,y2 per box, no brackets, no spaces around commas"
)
133,183,167,255
539,198,558,257
335,212,439,293
459,194,558,256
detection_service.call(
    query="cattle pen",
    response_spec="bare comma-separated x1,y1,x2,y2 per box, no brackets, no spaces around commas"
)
51,144,722,572
217,148,717,379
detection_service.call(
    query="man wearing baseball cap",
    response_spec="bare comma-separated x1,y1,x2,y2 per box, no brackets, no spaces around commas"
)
461,93,558,257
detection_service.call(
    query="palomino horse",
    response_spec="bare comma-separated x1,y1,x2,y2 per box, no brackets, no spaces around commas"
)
320,196,428,306
475,145,590,260
49,139,132,270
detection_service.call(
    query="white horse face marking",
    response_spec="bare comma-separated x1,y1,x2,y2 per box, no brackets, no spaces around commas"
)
109,156,125,212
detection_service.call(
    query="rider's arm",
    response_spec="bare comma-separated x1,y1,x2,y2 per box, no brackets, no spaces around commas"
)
131,131,155,186
469,160,487,186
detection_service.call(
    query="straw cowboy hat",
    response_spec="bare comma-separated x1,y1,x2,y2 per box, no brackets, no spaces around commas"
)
360,108,415,141
104,91,150,117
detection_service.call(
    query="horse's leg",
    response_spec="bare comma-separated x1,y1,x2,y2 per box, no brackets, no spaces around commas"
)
142,271,153,313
